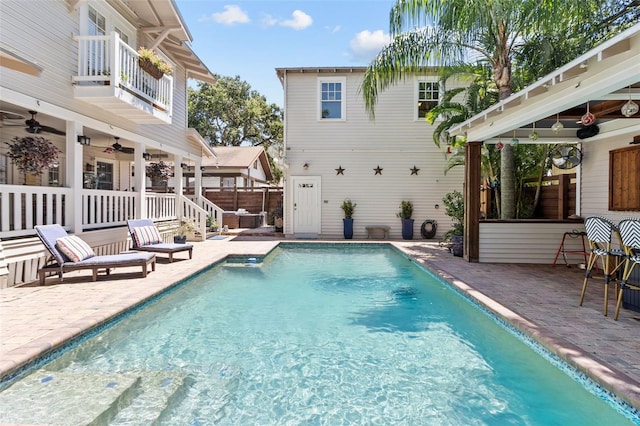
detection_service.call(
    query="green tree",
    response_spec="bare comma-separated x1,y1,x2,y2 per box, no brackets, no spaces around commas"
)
360,0,635,219
188,76,284,183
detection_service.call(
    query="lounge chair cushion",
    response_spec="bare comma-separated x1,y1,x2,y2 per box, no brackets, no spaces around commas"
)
56,235,96,262
132,225,162,247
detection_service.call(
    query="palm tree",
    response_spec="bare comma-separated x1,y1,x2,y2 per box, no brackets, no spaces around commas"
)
360,0,614,219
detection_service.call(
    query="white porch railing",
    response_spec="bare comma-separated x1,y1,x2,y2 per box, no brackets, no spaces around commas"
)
82,190,137,229
73,33,173,113
0,185,71,237
179,195,207,241
145,193,176,221
190,195,225,226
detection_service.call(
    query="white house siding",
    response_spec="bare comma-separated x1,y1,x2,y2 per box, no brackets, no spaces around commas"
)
281,69,464,239
0,0,192,156
580,134,638,223
479,222,588,264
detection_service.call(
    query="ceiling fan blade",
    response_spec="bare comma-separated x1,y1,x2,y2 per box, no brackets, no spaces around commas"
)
120,147,135,154
41,125,65,135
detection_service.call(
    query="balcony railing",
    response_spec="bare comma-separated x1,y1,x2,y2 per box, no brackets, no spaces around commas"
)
73,33,173,123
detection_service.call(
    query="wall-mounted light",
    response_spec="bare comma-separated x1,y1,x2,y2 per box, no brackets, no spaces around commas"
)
77,135,91,145
180,163,188,169
85,163,94,172
200,166,205,171
303,163,309,170
142,152,152,161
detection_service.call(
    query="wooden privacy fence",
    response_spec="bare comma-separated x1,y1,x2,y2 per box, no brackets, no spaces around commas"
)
481,173,577,220
201,186,283,214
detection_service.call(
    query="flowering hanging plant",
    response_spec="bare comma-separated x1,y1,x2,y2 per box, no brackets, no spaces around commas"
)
6,136,59,176
146,161,172,182
138,47,173,76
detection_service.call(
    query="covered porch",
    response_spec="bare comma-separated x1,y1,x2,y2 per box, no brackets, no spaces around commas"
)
451,23,640,264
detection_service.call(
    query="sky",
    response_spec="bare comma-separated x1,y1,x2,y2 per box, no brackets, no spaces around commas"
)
174,0,397,107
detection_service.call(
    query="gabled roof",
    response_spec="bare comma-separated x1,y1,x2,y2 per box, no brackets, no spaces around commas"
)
449,23,640,143
203,146,274,181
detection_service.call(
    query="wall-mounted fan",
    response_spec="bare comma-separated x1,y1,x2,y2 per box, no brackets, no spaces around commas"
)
24,110,65,135
550,144,583,169
99,136,135,154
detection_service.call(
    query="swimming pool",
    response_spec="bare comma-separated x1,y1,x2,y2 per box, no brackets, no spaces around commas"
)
0,245,637,424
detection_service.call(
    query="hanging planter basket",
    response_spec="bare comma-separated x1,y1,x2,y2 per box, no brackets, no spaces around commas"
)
139,57,165,80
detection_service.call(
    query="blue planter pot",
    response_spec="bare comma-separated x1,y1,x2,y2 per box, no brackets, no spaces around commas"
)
401,219,414,240
343,218,354,239
451,235,464,257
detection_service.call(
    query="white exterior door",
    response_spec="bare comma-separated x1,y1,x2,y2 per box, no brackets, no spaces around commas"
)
292,176,321,234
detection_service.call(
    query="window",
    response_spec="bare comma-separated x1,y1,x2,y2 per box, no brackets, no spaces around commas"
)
88,6,106,36
318,77,346,120
609,145,640,211
417,80,440,119
96,160,114,190
114,27,129,45
48,162,60,186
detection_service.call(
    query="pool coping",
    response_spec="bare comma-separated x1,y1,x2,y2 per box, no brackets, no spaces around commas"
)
1,238,639,417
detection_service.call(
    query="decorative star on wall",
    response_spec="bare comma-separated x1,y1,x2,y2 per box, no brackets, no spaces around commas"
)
374,165,383,175
335,166,345,175
410,166,420,175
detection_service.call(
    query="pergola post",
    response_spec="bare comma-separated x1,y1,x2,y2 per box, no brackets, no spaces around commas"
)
464,141,482,262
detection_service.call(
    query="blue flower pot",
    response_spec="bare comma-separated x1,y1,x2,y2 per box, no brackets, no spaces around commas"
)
343,218,354,239
401,219,414,240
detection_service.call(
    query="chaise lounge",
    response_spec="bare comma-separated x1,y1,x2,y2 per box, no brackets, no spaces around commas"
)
35,224,156,285
127,219,193,263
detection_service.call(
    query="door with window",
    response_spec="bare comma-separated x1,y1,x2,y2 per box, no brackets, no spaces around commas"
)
292,176,321,234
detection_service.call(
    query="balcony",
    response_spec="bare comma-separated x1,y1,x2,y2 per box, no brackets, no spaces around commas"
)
72,33,173,124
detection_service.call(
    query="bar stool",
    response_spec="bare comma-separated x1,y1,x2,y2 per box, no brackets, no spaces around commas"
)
580,216,625,316
552,230,588,267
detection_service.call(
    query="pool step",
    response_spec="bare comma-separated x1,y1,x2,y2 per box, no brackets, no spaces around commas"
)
0,370,140,425
0,370,191,425
109,371,192,424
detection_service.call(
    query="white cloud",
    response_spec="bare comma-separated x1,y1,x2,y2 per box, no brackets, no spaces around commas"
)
349,30,390,61
212,5,250,25
279,10,313,30
262,14,278,27
325,25,341,34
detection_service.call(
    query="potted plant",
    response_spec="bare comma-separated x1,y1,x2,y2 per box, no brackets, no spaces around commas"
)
442,190,464,257
174,219,196,244
146,161,172,191
397,200,414,240
340,199,356,239
206,215,219,232
6,136,59,181
138,47,173,79
271,206,283,232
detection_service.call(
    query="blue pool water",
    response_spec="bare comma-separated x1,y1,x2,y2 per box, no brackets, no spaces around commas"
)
1,245,637,424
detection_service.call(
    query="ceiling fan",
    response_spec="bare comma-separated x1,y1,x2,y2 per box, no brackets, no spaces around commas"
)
550,144,583,169
98,136,135,154
25,110,65,135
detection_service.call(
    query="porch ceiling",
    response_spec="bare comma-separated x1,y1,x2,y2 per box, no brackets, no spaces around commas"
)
114,0,216,84
449,24,640,144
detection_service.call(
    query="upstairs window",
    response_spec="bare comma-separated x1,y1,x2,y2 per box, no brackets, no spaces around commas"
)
318,77,346,120
88,6,106,36
417,80,440,119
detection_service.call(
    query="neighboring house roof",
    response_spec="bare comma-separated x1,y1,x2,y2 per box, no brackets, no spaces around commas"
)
203,146,274,181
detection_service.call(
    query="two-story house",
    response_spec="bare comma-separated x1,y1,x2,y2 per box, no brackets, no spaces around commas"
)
276,67,464,239
0,0,223,287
